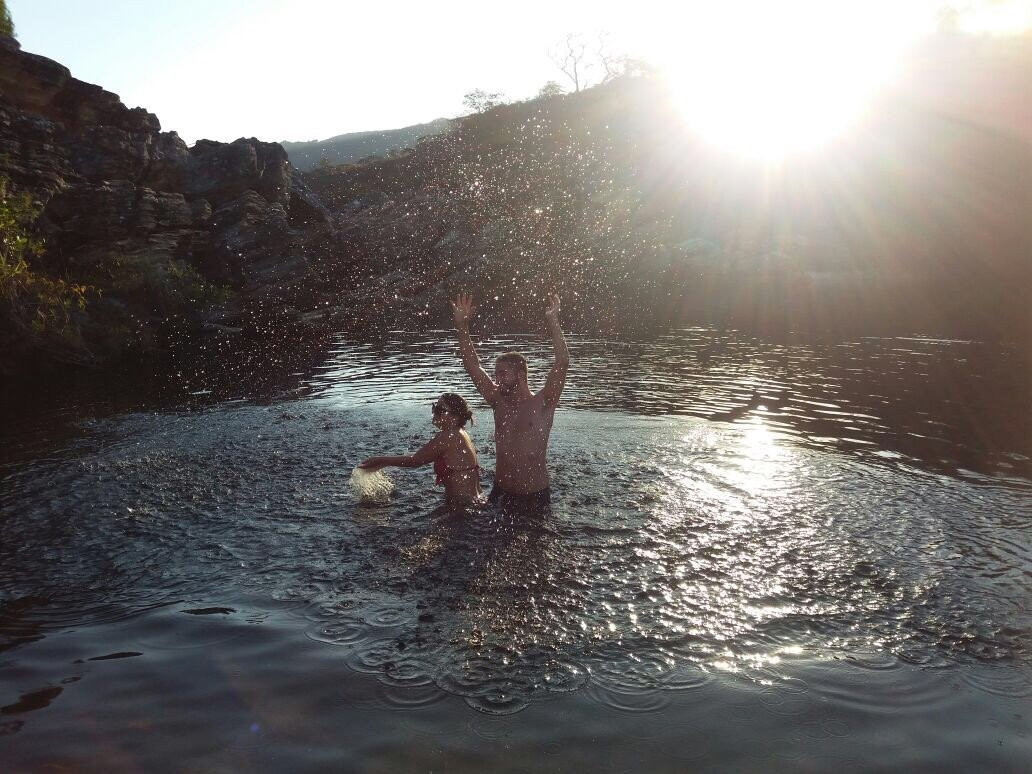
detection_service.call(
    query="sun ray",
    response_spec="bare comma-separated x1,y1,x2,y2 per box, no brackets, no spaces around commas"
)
658,2,923,159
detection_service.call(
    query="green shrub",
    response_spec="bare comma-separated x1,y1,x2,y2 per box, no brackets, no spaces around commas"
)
0,175,90,342
89,251,231,316
1,0,13,38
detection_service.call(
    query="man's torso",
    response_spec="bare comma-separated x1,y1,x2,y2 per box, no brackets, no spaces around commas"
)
492,392,554,494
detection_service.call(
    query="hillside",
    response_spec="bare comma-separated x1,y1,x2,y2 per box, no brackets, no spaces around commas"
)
303,35,1031,339
280,118,451,171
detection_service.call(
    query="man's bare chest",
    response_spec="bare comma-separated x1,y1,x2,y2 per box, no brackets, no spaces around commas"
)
494,401,550,437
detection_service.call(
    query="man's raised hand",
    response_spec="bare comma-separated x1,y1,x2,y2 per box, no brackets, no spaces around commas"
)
544,293,561,326
452,293,475,328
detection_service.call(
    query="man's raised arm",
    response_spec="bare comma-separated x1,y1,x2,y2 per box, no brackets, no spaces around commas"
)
452,293,497,404
540,293,569,409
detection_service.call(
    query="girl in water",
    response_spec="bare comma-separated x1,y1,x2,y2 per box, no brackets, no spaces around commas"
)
358,393,481,505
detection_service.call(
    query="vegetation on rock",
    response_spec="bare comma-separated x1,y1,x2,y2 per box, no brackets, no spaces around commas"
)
0,175,93,368
0,0,13,38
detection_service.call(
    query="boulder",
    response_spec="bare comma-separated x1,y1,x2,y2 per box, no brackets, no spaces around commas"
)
40,180,195,248
189,198,212,227
210,190,290,252
141,131,191,190
42,180,138,244
0,102,77,197
134,188,194,232
0,35,159,135
187,137,292,206
287,169,333,226
67,124,151,182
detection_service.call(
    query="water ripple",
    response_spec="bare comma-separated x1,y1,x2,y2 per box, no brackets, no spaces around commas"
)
0,331,1029,719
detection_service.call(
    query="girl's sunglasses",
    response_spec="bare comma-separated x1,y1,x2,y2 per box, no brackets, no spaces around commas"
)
432,403,450,415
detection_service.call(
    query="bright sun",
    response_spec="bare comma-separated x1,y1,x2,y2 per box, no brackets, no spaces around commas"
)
658,2,923,159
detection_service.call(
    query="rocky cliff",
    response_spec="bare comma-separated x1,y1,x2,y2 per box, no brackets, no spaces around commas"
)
0,34,340,375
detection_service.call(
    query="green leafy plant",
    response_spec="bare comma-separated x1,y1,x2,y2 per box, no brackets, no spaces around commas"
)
1,0,14,38
0,175,90,340
90,250,231,316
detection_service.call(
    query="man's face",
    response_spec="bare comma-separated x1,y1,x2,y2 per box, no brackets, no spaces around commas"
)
495,361,521,394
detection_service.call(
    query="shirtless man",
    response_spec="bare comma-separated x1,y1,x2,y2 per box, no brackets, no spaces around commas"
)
452,293,569,511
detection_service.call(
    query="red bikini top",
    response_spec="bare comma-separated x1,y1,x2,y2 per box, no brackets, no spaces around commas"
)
434,456,481,487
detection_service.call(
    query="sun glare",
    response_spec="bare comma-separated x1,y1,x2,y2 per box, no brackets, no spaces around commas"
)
658,2,922,159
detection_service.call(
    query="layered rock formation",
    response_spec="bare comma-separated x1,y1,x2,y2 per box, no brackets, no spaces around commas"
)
0,34,337,374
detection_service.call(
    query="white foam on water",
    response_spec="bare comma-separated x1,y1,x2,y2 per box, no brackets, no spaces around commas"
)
350,468,395,503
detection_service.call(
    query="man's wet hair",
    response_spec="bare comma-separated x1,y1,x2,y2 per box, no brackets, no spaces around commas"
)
439,392,475,426
496,352,528,379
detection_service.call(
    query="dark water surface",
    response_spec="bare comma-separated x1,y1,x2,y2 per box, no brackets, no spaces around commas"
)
2,329,1030,771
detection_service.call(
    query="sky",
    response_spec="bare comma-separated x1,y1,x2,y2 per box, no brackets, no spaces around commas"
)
8,0,1030,147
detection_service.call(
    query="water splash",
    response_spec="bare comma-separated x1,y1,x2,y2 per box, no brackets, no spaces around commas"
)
350,468,395,504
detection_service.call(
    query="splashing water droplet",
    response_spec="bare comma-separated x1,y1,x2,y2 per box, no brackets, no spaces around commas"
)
350,468,394,503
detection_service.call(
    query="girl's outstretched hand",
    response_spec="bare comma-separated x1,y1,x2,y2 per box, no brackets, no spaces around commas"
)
357,458,385,472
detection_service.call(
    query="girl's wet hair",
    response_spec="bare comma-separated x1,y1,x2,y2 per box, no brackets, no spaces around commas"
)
438,392,474,426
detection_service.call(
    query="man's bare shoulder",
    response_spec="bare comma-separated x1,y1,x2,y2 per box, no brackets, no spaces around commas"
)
532,388,560,410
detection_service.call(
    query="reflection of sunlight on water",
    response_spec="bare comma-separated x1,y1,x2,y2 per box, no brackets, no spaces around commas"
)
1,388,1026,732
665,414,822,674
730,414,792,496
305,331,1032,483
